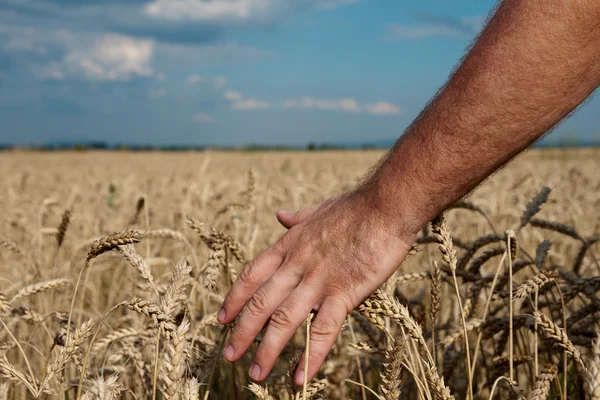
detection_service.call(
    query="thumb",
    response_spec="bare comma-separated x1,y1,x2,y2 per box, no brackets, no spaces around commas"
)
276,204,320,229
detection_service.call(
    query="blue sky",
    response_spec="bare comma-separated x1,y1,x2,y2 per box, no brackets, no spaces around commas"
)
0,0,597,147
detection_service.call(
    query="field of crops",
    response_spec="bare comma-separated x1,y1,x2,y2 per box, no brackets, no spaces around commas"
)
0,149,599,399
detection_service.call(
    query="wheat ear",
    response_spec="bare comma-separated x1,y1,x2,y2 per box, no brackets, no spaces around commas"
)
10,278,71,304
534,311,584,368
528,364,557,400
432,215,473,400
585,337,600,400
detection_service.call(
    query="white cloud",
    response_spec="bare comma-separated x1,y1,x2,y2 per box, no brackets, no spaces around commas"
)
224,91,243,101
148,89,166,99
319,0,360,10
384,16,484,40
213,75,228,89
193,112,215,122
232,98,271,110
144,0,282,22
384,24,463,40
366,102,402,115
40,34,154,81
282,97,362,112
186,74,204,86
224,91,401,116
32,62,65,80
144,0,357,22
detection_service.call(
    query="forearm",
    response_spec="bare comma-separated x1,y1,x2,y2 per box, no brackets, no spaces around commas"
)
365,0,600,235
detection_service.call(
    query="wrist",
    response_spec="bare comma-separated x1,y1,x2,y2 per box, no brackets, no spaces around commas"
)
352,171,426,241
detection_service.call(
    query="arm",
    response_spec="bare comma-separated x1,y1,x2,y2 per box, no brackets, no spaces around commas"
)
218,0,600,385
367,0,600,235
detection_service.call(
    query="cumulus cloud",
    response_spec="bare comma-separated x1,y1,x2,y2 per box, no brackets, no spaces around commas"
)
224,91,243,101
384,15,484,40
193,112,215,122
225,92,401,115
282,97,362,112
38,34,154,81
143,0,357,23
186,74,204,86
65,34,153,80
232,98,272,110
145,0,272,22
319,0,360,10
32,62,66,80
365,102,402,115
213,75,228,89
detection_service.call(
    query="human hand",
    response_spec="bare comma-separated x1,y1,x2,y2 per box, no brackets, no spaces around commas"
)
217,190,416,385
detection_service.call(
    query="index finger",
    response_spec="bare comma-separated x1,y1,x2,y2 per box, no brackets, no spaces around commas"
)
218,233,290,324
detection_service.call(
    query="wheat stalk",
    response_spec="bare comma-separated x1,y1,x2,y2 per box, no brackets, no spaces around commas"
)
380,333,404,400
80,373,126,400
118,244,159,295
183,378,201,400
87,230,142,261
515,270,556,299
534,311,584,368
160,319,191,399
56,209,71,248
528,364,557,400
160,259,192,318
248,383,276,400
585,337,600,399
395,271,431,284
440,318,483,349
432,215,473,400
10,278,71,303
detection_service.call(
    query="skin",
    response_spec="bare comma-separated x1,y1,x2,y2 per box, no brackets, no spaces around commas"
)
218,0,600,386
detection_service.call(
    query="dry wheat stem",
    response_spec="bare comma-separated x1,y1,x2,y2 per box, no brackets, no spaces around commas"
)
432,215,473,400
507,230,516,381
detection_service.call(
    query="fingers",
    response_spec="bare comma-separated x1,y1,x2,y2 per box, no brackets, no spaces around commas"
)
219,234,289,325
249,282,322,381
276,203,320,229
294,296,348,385
224,267,304,362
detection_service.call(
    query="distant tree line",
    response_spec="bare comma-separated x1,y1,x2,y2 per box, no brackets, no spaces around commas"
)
0,136,597,152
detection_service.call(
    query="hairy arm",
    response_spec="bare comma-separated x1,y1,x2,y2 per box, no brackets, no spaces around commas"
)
369,0,600,235
219,0,600,385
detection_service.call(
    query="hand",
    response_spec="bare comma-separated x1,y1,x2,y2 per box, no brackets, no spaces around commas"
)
217,190,416,385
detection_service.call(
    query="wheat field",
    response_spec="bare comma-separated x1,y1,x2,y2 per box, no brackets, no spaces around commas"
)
0,148,599,400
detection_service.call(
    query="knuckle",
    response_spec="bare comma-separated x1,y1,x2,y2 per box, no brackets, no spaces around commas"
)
239,260,259,285
310,318,338,341
273,234,291,258
231,321,247,338
286,244,306,264
247,289,269,317
270,306,294,330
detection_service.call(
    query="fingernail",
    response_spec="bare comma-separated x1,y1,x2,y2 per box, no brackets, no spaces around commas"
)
295,369,305,385
249,363,261,380
217,308,226,323
224,344,234,361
